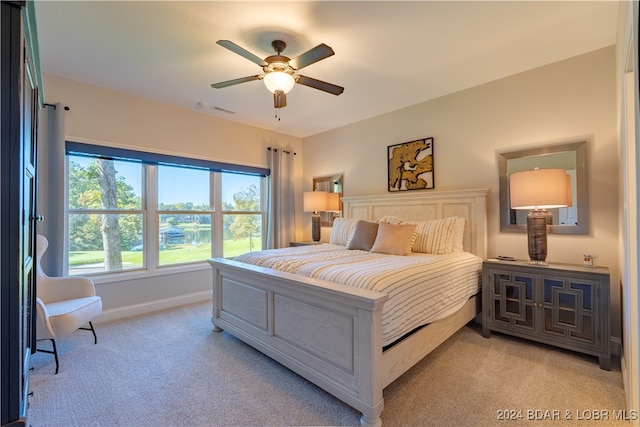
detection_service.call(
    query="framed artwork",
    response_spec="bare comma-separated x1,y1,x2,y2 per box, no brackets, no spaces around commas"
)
387,137,434,191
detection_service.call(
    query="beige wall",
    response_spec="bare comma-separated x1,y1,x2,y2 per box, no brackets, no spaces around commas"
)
303,47,621,340
43,74,303,169
42,74,305,319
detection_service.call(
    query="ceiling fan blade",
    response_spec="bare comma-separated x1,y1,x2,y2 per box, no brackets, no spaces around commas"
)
217,40,267,67
296,75,344,95
289,44,335,70
211,75,262,89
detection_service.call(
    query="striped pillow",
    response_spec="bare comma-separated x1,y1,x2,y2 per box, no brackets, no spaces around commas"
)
407,216,458,254
329,218,359,246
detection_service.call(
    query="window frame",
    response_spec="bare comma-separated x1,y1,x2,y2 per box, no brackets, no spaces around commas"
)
64,142,268,279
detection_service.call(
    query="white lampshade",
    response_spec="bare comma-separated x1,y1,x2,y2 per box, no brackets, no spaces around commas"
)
326,193,341,212
510,168,570,210
263,71,295,94
303,191,328,212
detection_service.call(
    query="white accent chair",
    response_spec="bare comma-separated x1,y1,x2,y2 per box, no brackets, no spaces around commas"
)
35,234,102,374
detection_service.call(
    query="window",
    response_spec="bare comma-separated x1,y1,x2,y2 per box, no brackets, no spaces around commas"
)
67,157,144,274
65,143,268,276
221,173,263,257
157,165,212,266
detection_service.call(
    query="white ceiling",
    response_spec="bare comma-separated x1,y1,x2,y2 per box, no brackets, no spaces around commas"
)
34,1,619,139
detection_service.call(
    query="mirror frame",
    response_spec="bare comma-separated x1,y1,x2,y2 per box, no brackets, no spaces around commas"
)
313,174,343,226
499,140,589,234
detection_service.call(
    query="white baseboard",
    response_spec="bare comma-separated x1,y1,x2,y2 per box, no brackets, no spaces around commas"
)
611,336,622,357
95,291,212,324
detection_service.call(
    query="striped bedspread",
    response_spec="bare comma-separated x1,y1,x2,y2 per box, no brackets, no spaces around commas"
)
234,244,483,347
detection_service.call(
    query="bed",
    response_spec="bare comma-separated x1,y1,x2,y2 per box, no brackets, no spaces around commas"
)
208,188,489,426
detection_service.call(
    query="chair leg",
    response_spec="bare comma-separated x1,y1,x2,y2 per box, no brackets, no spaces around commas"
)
36,338,59,375
35,322,96,375
79,321,98,344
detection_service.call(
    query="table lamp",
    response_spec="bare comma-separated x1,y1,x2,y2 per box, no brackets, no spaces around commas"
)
303,191,328,242
326,192,342,221
510,168,570,264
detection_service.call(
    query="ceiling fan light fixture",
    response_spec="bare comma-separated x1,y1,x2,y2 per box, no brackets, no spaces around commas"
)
263,71,295,94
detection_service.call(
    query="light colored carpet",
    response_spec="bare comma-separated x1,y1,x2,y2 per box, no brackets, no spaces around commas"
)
28,300,627,427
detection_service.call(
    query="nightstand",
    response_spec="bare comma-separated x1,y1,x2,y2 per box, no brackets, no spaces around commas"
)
482,259,611,370
289,241,323,247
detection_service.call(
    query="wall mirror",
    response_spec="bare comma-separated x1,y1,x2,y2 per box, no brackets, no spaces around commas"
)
313,174,343,226
499,140,588,234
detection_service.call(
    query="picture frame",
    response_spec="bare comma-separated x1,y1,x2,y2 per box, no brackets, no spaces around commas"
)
387,137,434,192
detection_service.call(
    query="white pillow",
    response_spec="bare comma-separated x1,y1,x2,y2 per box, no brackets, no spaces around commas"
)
329,218,359,246
451,217,466,252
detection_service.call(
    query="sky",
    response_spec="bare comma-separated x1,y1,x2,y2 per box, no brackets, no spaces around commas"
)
158,164,260,206
70,156,259,206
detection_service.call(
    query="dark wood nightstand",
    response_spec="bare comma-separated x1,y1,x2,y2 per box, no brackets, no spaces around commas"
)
482,259,611,370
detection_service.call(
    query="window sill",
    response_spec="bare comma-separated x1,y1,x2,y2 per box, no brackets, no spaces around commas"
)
89,262,214,285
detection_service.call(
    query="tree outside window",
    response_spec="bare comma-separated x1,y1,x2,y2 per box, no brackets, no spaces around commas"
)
68,157,143,274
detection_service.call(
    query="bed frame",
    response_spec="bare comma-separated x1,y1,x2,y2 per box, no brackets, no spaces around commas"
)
208,188,489,426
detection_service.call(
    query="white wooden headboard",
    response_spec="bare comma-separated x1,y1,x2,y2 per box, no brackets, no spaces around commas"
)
341,188,489,259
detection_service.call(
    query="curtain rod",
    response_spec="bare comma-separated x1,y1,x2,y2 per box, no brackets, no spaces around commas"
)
43,103,70,111
268,147,296,155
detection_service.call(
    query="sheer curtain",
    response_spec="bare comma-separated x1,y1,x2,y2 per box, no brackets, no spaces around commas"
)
265,147,296,249
36,103,67,276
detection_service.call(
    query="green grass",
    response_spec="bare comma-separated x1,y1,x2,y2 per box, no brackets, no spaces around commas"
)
158,243,212,264
69,237,260,268
223,238,261,258
68,251,143,266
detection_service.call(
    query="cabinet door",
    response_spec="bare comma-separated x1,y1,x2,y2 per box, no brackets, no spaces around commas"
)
540,275,601,350
487,269,536,332
1,2,40,425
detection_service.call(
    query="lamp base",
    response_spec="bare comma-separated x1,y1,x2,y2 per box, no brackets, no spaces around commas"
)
311,213,321,242
527,209,548,263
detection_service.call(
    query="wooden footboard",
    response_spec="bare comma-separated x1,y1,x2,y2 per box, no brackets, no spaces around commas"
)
209,257,389,426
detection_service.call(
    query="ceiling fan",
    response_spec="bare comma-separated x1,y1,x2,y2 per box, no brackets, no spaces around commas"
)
211,39,344,117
